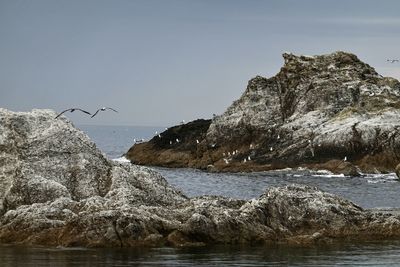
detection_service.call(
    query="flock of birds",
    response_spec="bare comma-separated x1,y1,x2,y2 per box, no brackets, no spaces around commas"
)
55,107,118,119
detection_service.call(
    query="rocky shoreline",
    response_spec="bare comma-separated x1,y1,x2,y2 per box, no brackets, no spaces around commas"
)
127,51,400,176
1,108,400,247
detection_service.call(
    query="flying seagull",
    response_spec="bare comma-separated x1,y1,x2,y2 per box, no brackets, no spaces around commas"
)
387,59,399,63
91,107,118,118
55,108,91,119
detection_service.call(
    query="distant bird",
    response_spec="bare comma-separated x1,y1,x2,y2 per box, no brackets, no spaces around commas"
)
91,107,118,118
243,158,247,163
196,139,199,144
277,134,280,140
247,156,251,161
170,141,173,145
180,120,185,124
55,108,91,119
158,134,161,138
270,147,273,152
176,138,180,143
249,144,253,149
343,156,347,162
387,59,399,63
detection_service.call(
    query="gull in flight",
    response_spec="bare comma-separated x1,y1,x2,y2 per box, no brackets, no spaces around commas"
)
91,107,118,118
387,59,399,63
55,108,91,119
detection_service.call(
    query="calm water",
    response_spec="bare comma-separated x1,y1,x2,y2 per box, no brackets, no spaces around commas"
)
2,125,400,266
2,241,400,266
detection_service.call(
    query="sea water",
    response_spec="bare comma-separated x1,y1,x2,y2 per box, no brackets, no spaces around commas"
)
2,124,400,266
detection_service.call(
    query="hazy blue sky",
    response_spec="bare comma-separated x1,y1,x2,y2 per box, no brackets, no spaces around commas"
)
1,0,399,126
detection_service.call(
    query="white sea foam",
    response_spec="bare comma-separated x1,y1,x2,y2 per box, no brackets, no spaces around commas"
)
312,173,345,178
112,156,131,163
364,173,398,184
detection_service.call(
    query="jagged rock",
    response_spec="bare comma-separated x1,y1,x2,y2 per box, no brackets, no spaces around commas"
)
127,51,400,174
1,108,400,247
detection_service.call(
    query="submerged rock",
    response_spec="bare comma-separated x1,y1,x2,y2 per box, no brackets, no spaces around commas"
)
127,51,400,175
1,108,400,247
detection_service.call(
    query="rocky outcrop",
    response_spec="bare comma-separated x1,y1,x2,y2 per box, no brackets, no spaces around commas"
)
2,108,400,247
127,51,400,174
126,119,212,168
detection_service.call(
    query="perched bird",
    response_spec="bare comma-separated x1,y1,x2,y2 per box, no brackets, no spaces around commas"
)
55,108,91,119
270,147,273,151
91,107,118,118
247,156,251,161
176,138,180,143
169,141,173,145
196,139,199,144
343,156,347,162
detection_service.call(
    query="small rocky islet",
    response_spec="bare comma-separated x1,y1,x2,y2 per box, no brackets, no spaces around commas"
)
127,51,400,176
2,51,400,248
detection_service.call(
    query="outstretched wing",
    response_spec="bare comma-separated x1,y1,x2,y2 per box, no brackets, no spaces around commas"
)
55,108,73,119
106,107,118,113
75,108,91,115
91,109,101,118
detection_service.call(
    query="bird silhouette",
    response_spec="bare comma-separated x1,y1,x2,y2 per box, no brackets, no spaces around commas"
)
91,107,118,118
387,59,399,63
55,108,91,119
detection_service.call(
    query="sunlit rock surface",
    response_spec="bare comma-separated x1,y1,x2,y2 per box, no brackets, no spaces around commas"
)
127,51,400,175
1,109,400,247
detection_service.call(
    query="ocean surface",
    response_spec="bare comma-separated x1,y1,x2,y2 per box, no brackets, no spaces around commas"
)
2,124,400,266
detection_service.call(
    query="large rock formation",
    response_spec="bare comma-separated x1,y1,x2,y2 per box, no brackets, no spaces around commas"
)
127,51,400,174
1,108,400,247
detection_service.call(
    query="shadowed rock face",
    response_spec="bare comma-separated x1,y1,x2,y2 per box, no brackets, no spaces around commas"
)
1,108,400,247
127,51,400,174
126,119,211,168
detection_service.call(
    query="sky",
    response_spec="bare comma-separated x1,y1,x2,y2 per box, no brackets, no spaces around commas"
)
0,0,399,126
